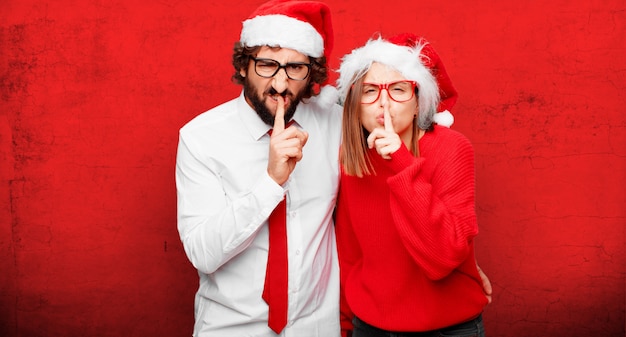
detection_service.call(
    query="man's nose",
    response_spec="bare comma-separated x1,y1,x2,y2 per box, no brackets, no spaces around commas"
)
271,69,289,94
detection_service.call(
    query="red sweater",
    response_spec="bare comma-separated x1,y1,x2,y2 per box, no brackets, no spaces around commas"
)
336,125,488,335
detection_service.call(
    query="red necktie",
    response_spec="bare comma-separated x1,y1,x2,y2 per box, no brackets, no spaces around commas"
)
263,124,292,334
263,197,288,333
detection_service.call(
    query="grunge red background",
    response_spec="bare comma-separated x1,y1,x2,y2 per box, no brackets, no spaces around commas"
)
1,1,624,336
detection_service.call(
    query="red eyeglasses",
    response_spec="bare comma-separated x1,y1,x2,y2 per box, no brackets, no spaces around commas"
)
360,80,417,104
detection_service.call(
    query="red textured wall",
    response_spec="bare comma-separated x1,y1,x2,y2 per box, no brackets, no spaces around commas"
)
1,1,624,336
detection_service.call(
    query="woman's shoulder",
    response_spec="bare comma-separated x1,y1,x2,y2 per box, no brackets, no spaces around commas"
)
427,125,474,156
433,125,471,143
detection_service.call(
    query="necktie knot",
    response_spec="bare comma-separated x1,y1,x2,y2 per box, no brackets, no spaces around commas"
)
268,120,296,136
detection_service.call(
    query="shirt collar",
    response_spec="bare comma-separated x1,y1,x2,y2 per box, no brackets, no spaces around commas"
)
237,91,307,141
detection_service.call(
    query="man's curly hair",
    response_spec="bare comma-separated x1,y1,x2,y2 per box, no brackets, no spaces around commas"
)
231,42,329,99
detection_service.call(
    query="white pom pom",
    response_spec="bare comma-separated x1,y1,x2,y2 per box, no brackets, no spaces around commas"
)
433,110,454,128
311,85,339,110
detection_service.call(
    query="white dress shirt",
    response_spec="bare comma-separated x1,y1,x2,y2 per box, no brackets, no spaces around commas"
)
176,92,342,337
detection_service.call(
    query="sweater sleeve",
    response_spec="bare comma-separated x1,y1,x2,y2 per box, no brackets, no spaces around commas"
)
334,177,359,336
385,134,478,281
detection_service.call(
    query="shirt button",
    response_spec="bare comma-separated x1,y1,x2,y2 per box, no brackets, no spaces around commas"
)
295,249,301,255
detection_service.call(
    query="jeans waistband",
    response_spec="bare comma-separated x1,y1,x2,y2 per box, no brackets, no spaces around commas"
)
353,314,483,337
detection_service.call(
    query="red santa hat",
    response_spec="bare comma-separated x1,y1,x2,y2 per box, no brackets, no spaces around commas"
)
240,0,333,62
388,33,458,113
337,33,457,127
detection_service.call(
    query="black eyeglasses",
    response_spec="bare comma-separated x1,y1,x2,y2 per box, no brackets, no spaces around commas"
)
251,57,312,81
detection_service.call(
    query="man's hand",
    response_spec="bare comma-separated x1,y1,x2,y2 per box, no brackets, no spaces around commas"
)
366,103,401,159
476,263,493,304
267,96,308,185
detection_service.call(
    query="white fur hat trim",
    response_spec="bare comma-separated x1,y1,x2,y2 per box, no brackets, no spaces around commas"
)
433,110,454,127
337,38,430,100
241,14,324,57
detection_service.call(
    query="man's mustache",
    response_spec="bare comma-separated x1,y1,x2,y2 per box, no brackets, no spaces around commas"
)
267,88,292,97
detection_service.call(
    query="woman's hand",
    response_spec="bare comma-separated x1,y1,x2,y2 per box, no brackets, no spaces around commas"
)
367,104,401,159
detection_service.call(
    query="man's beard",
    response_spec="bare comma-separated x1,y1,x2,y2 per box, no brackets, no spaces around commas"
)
243,80,303,127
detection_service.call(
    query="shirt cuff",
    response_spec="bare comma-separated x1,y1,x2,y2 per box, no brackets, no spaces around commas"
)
254,171,287,211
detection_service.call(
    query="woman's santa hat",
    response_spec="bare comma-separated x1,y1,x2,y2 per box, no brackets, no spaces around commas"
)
337,33,457,127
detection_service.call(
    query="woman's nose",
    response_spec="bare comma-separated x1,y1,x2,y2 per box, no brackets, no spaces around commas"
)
379,89,389,106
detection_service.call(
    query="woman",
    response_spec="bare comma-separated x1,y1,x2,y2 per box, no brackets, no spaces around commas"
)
335,33,489,337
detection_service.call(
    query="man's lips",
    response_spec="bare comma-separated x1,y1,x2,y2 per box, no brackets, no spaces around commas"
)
268,94,290,106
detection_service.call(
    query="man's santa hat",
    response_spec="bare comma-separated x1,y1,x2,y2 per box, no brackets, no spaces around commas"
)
241,0,333,62
240,0,336,106
337,33,457,127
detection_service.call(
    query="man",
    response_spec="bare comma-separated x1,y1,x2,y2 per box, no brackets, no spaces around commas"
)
176,1,342,336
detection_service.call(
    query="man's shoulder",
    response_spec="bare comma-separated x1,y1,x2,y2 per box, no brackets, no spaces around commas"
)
180,98,239,135
300,98,343,122
301,86,342,115
298,101,342,141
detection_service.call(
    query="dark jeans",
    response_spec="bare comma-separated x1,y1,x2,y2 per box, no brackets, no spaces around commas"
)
352,314,485,337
